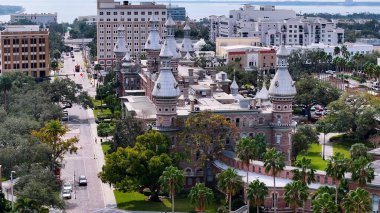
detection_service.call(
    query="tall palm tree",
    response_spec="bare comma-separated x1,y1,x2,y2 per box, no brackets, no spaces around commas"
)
284,180,308,213
159,166,185,213
333,46,340,56
0,75,12,111
325,152,348,204
350,157,375,187
217,168,243,212
263,148,285,213
236,135,266,211
189,183,214,212
14,197,39,213
312,193,338,213
342,188,372,213
292,157,316,185
247,179,268,213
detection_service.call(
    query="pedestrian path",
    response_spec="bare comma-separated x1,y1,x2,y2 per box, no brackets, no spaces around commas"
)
318,133,342,160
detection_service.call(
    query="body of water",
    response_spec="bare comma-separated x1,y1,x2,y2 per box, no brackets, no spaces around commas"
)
1,0,380,23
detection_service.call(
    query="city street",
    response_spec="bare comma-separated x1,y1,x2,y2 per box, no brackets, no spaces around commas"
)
60,51,116,213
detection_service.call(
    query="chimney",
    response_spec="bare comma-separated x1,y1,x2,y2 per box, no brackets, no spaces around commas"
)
188,68,194,76
190,98,195,111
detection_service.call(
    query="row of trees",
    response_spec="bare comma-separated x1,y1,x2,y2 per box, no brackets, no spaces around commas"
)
0,73,92,211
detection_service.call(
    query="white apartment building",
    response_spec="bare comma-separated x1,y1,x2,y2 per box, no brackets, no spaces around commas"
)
10,13,57,25
285,43,374,58
97,0,167,70
210,5,344,46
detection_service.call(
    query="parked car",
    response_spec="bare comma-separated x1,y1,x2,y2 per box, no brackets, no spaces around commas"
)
63,182,72,192
325,70,336,75
79,175,87,186
62,189,71,199
315,110,324,116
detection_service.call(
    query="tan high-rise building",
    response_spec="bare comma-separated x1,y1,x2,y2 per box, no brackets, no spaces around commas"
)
0,25,50,78
97,0,167,70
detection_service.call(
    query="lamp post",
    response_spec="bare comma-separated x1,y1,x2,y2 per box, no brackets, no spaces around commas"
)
11,170,15,211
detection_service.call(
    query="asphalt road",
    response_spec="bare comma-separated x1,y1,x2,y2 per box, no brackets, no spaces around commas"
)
59,51,112,213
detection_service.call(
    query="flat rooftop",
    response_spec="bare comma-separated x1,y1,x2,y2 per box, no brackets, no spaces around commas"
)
2,25,41,32
122,96,156,120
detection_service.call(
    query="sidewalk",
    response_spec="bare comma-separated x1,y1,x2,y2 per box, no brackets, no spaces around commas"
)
318,133,342,160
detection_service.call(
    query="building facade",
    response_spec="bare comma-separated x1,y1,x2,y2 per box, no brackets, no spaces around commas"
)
167,5,186,21
78,15,97,25
97,0,167,70
210,5,344,46
10,13,57,25
0,25,49,78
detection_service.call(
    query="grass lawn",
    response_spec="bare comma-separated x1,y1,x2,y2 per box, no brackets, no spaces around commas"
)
101,142,111,154
297,144,328,171
115,191,218,212
332,143,350,158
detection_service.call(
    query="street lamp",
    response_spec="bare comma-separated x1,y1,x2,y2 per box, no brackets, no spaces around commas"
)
10,170,15,211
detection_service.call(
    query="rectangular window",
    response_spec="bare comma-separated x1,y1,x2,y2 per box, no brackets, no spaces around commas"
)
276,134,281,144
121,12,124,15
106,12,110,15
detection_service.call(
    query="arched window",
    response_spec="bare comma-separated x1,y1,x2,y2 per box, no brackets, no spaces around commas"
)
272,192,278,208
195,168,203,176
373,195,379,213
185,168,192,176
276,115,281,124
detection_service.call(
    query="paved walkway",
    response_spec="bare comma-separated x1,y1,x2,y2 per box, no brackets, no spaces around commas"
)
318,133,342,160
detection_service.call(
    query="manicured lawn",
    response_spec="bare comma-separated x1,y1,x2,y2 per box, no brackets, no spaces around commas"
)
114,191,218,212
101,142,111,154
332,143,350,158
297,144,328,171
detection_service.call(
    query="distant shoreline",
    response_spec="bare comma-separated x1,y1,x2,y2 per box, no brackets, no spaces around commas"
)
0,5,24,16
156,0,380,6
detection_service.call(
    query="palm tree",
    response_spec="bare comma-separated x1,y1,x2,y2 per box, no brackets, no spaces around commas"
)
342,188,372,213
217,168,243,212
159,166,185,213
325,152,348,204
14,197,39,213
247,180,268,213
263,148,285,213
333,46,340,56
0,75,12,111
284,180,308,213
350,157,375,187
189,183,214,212
312,193,338,213
236,135,266,211
292,157,316,185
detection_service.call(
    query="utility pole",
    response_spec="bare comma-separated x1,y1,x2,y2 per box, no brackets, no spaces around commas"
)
0,165,2,191
11,171,15,211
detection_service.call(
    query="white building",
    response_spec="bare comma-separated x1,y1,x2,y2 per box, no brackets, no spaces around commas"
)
210,5,344,46
78,15,97,25
285,43,374,58
10,13,57,25
97,0,167,70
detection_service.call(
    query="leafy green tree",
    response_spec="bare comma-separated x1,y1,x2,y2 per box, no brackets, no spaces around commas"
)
159,166,184,213
284,181,308,212
189,183,214,212
342,188,372,213
292,157,316,185
294,77,340,121
312,193,338,213
111,117,144,151
349,143,370,160
324,92,377,139
32,120,78,171
247,180,268,213
14,197,40,213
15,165,64,210
217,168,242,213
0,191,11,213
136,130,170,154
179,111,237,174
0,75,13,111
350,156,375,187
326,152,349,204
263,148,285,213
292,125,319,159
99,142,172,201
